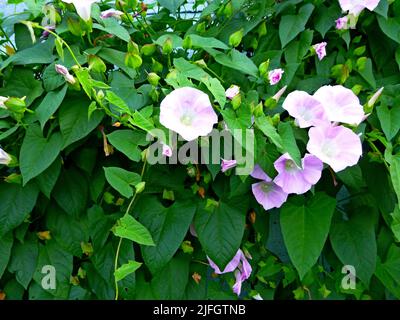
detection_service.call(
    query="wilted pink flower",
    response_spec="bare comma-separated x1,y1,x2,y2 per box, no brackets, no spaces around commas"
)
0,148,11,165
162,143,172,157
100,9,124,19
208,249,252,296
313,42,327,61
189,223,197,237
251,165,288,210
282,90,327,128
159,87,218,141
55,64,76,84
336,16,348,30
268,69,284,85
313,85,365,125
41,25,55,38
62,0,99,21
221,159,237,173
339,0,380,16
273,153,323,195
0,96,7,109
225,85,240,100
306,124,363,172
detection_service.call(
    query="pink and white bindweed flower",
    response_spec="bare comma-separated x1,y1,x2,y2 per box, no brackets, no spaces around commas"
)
225,85,240,100
208,249,252,296
336,16,348,30
306,123,363,172
339,0,380,16
282,91,327,128
162,143,173,157
159,87,218,141
100,9,124,19
55,64,76,84
313,85,365,125
273,153,323,195
0,96,8,109
62,0,99,21
313,42,327,61
268,69,284,85
221,159,237,173
251,165,288,210
0,148,12,165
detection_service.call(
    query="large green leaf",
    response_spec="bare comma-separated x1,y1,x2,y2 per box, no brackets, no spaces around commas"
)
389,155,400,204
35,157,62,198
186,34,229,50
0,183,39,237
194,196,248,269
375,245,400,299
158,0,185,13
278,122,301,167
103,167,141,198
280,193,336,279
115,261,142,282
20,124,63,186
377,105,400,141
113,214,155,246
36,85,68,129
279,3,314,48
59,97,104,148
8,238,39,289
0,68,43,106
52,168,88,216
0,233,13,278
98,48,136,79
151,255,190,300
33,240,73,299
107,130,148,162
136,197,196,274
330,210,377,285
93,18,131,42
377,16,400,44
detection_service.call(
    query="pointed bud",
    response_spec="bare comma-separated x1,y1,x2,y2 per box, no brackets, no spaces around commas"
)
135,181,146,194
125,53,142,69
223,2,233,18
194,59,207,68
147,72,160,86
127,40,140,55
259,60,270,77
4,173,22,184
162,37,173,55
141,43,157,56
253,102,264,117
88,55,106,73
368,87,384,108
152,58,163,73
272,85,287,102
231,94,241,110
229,29,244,48
182,36,193,50
258,21,267,37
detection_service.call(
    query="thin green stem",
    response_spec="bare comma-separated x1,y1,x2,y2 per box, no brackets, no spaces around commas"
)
0,24,17,51
114,150,148,300
34,24,82,67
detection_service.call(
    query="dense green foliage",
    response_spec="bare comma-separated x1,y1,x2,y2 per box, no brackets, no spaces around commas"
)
0,0,400,300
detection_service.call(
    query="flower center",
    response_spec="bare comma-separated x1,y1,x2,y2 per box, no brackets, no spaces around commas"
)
260,182,273,193
321,142,336,157
180,114,193,126
285,159,298,172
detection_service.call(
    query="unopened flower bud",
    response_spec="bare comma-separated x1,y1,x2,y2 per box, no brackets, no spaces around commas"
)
162,37,173,55
229,29,244,48
147,72,160,86
141,43,157,56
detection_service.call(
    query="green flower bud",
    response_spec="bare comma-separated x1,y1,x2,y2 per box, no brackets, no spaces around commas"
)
152,58,163,73
229,29,244,48
88,55,106,73
149,88,159,101
253,102,264,117
125,52,142,69
196,21,206,34
147,72,161,86
127,40,140,55
258,21,267,37
223,2,233,18
259,60,270,77
135,181,146,194
4,97,26,113
264,97,277,109
162,37,173,55
181,240,194,254
231,94,242,110
182,36,193,50
141,43,157,56
194,59,207,68
271,114,280,127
